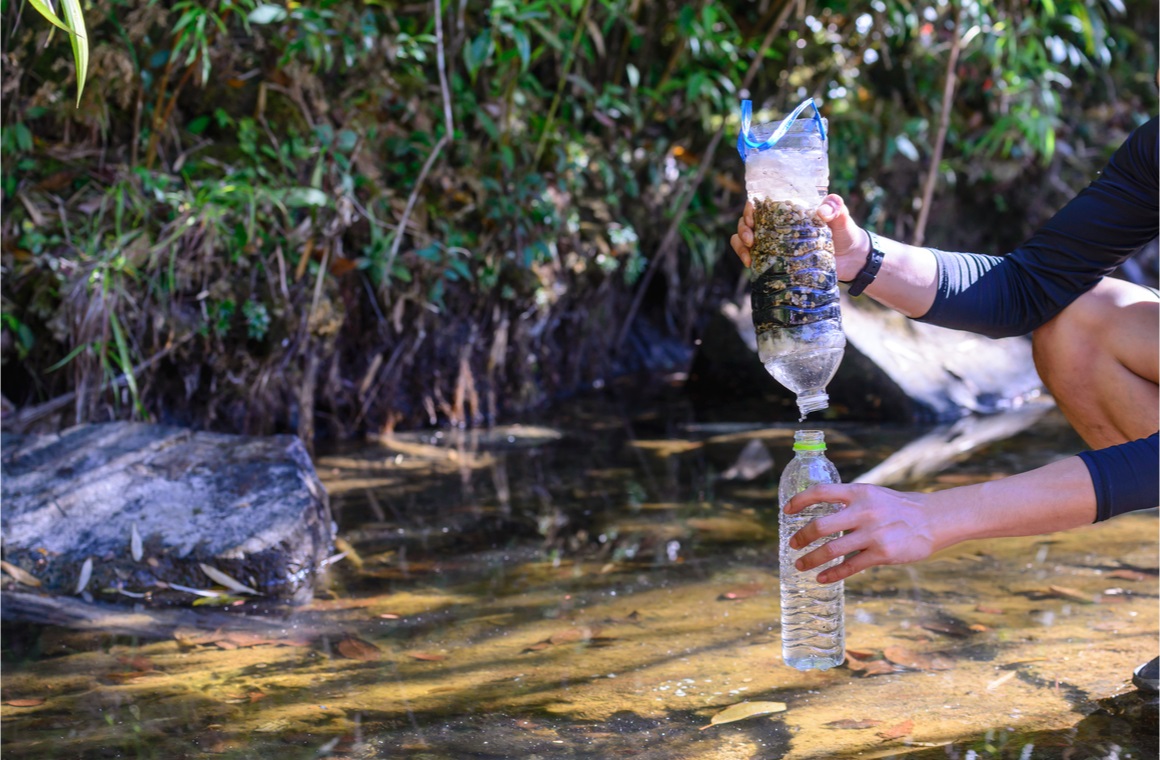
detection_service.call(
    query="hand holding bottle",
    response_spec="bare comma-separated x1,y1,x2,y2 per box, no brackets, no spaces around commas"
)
732,194,871,282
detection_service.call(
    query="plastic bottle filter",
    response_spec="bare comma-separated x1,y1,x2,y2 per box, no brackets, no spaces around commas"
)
738,99,845,418
777,429,845,670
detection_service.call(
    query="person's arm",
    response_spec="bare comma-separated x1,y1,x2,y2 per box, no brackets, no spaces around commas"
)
785,456,1100,584
730,117,1159,335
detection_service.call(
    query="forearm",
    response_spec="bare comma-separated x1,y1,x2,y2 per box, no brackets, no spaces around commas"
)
843,230,939,319
927,456,1097,550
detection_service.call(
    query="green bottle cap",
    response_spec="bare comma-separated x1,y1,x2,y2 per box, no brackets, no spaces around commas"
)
792,441,826,451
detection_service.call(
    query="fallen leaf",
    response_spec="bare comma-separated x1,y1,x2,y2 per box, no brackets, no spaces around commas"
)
845,648,877,660
1047,585,1094,604
1091,621,1123,632
986,670,1018,690
116,655,155,672
0,561,41,587
550,626,600,645
407,652,446,662
4,698,45,707
130,522,144,562
522,640,553,653
877,719,915,740
1097,594,1128,604
75,558,93,595
718,584,762,601
975,604,1004,614
845,658,895,676
883,647,953,671
701,701,787,729
1106,569,1151,582
626,611,641,622
337,636,381,661
969,624,989,632
199,563,260,595
379,613,401,620
825,718,881,729
213,640,239,650
919,619,973,637
103,671,154,683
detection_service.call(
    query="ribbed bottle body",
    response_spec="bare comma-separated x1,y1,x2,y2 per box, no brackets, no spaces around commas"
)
777,432,844,670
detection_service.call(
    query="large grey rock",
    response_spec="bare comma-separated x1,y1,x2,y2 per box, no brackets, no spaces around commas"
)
688,291,1043,423
1,423,333,605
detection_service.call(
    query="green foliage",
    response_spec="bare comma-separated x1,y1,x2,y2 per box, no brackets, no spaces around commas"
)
0,0,1155,433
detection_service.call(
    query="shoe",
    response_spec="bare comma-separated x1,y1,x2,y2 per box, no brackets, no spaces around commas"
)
1132,656,1159,693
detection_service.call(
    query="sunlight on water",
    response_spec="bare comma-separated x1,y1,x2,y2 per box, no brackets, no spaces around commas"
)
2,404,1156,759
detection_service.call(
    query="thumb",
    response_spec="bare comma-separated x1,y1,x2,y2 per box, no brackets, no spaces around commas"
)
816,194,870,275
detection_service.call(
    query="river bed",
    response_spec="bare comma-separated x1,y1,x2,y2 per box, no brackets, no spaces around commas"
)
2,400,1157,759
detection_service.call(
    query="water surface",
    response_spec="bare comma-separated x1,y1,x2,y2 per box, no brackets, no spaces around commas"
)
2,400,1157,759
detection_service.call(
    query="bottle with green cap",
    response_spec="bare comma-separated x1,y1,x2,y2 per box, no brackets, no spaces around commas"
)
778,429,844,670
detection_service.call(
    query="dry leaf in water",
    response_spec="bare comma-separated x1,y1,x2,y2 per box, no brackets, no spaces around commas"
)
877,719,915,740
986,670,1018,691
1047,585,1094,604
337,636,382,661
883,647,953,672
975,604,1004,614
4,698,46,707
718,585,762,601
825,718,881,730
701,701,787,729
522,640,553,653
845,658,895,676
550,626,600,645
1106,569,1150,582
1,560,41,587
407,652,446,662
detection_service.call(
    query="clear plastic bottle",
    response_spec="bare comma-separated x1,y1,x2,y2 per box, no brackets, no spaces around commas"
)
778,429,845,670
739,99,845,419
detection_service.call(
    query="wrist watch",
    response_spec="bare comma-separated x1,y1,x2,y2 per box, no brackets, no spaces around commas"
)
847,230,884,297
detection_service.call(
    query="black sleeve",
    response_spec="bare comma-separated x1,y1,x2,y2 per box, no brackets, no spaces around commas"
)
916,116,1159,338
1078,433,1159,522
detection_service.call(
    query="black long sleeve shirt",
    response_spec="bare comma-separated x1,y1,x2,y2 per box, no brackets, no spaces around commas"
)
916,116,1159,521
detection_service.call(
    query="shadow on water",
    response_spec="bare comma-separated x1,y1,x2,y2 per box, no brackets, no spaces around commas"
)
2,396,1157,759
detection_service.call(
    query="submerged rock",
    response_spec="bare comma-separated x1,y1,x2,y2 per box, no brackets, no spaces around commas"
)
688,292,1042,422
1,423,333,605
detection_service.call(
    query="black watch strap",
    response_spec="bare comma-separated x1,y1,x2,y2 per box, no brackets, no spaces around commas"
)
847,231,884,297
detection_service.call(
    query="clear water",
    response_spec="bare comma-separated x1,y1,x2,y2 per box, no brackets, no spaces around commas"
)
1,400,1156,759
778,446,844,670
765,344,845,417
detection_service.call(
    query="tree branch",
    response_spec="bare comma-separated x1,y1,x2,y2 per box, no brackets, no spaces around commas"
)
913,3,963,248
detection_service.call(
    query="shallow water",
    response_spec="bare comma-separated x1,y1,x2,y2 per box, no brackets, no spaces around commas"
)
2,400,1157,759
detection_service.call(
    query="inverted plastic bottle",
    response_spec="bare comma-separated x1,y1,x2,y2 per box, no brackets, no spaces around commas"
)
778,429,845,670
738,99,845,419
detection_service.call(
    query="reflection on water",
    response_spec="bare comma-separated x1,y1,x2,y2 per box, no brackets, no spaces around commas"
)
2,400,1157,759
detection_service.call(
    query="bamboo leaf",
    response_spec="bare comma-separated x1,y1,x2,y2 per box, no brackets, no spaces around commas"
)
25,0,73,34
58,0,89,107
702,701,787,729
75,557,93,595
199,562,260,594
1,560,42,587
130,522,143,562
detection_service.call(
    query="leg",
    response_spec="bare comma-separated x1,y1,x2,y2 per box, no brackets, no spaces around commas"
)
1032,277,1160,449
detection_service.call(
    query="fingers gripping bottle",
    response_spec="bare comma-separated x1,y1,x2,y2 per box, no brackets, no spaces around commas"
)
738,99,845,419
778,429,845,670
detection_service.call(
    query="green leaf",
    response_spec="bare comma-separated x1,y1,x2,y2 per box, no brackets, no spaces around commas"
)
59,0,89,107
465,31,494,81
248,4,287,24
187,115,211,135
284,187,329,207
108,312,141,413
46,341,91,373
26,0,73,34
511,27,531,70
626,63,640,88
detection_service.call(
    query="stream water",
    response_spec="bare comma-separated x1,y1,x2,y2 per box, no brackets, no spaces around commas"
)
2,398,1157,759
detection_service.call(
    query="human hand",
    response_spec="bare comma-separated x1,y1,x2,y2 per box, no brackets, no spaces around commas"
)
729,194,872,282
784,483,942,584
